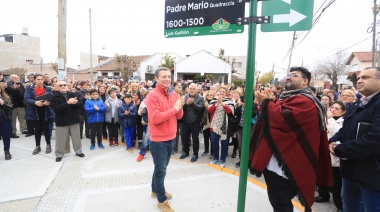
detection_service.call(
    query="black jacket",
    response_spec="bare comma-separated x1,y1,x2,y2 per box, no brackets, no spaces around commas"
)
182,93,204,124
330,92,380,191
5,81,25,108
51,91,82,126
75,89,88,115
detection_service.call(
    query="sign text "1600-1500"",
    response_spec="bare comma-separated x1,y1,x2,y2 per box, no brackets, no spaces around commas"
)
166,17,205,28
166,1,235,13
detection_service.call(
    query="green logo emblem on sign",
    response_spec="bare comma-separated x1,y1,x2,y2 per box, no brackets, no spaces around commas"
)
212,18,230,30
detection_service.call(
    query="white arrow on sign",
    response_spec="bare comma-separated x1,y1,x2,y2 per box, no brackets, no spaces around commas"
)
273,9,307,27
281,0,291,4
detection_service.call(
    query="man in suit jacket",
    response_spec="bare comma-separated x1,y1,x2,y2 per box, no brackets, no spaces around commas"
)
179,83,205,162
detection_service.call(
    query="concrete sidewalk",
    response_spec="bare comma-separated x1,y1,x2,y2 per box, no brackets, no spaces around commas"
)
0,131,334,211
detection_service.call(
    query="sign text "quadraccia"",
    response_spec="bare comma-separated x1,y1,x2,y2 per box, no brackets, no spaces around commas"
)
166,1,235,13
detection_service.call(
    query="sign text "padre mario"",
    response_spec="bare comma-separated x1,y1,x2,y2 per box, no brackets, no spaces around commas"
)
166,1,235,13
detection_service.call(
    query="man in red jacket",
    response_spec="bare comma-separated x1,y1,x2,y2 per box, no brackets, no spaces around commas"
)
250,67,333,212
146,67,184,212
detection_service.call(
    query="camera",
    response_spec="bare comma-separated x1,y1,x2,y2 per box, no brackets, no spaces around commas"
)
15,82,21,85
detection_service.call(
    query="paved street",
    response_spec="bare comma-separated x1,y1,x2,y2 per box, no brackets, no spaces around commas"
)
0,130,335,212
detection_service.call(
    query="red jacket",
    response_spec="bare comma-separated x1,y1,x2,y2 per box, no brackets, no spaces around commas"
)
146,84,183,142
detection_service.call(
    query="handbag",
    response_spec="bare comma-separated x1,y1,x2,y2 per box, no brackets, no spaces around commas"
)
227,112,238,135
0,106,12,120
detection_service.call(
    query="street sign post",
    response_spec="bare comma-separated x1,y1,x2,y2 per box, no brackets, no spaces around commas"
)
164,0,245,38
57,58,66,81
261,0,313,32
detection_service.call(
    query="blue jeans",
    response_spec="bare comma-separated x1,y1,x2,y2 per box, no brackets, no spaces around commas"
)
342,178,380,212
139,126,150,155
150,139,173,203
123,126,136,149
210,132,228,162
0,115,12,151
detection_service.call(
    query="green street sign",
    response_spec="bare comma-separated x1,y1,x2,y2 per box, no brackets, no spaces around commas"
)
261,0,314,32
164,0,245,38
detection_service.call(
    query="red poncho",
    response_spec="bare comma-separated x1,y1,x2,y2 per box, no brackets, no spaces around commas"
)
249,95,333,208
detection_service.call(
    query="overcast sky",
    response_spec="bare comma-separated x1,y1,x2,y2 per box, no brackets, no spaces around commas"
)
0,0,375,75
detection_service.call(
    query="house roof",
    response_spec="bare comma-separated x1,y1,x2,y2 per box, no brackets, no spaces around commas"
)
0,68,27,75
346,52,380,65
176,49,229,64
94,55,151,72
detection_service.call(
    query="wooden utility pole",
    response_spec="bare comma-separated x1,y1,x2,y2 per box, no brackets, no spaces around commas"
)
89,8,94,84
372,0,377,66
287,31,296,74
58,0,70,153
58,0,67,64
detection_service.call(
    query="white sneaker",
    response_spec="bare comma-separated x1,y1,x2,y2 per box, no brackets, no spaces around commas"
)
210,159,219,164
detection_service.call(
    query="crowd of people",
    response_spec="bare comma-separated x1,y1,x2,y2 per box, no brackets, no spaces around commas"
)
0,66,379,212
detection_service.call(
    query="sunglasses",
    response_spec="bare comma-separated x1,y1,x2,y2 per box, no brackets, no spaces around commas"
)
207,94,214,96
58,84,67,87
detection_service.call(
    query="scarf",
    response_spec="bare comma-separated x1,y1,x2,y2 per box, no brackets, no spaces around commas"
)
249,91,333,209
210,97,234,140
108,97,118,118
35,86,45,97
280,88,327,131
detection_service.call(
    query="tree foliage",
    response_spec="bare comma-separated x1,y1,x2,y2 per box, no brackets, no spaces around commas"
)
160,54,176,69
218,48,230,62
347,71,358,89
258,71,275,85
115,54,139,82
316,51,348,91
51,62,58,74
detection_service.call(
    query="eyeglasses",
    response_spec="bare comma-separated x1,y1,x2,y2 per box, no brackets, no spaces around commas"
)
286,73,302,78
58,84,67,87
207,94,214,97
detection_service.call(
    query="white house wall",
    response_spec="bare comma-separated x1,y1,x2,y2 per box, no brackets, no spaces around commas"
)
138,53,183,82
0,34,41,71
175,50,232,83
348,56,372,72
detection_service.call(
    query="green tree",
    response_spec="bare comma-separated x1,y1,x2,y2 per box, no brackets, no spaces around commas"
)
259,72,275,85
160,54,176,69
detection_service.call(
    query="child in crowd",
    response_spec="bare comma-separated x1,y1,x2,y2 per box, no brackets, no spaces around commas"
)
84,89,106,150
105,88,122,147
118,94,137,153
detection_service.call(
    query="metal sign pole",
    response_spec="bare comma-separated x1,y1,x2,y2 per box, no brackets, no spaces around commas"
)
237,0,258,211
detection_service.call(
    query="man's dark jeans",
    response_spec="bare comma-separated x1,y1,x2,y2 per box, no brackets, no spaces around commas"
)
150,139,173,203
181,122,201,155
79,114,90,138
